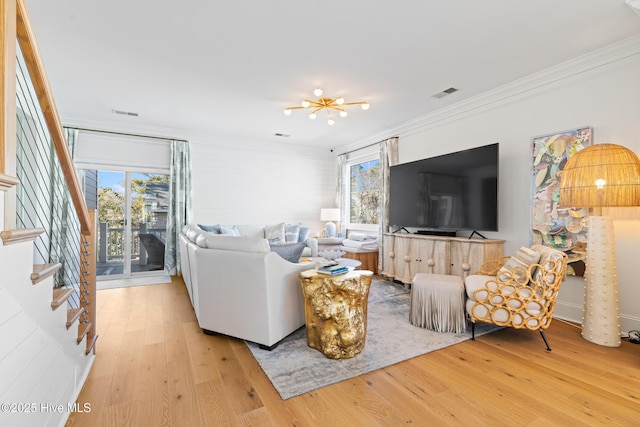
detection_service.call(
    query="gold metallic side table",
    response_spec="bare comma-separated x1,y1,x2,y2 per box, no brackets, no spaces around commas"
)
299,269,373,359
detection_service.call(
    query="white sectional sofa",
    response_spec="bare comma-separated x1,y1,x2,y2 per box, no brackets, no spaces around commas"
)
178,224,318,349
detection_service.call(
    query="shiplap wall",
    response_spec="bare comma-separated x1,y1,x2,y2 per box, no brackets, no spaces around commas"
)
189,135,337,235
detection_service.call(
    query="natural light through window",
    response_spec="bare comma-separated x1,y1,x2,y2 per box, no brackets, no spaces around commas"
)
348,158,380,228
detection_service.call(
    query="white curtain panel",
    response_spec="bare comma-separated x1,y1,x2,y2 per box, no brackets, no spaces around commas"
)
378,136,399,272
337,153,349,237
165,140,193,275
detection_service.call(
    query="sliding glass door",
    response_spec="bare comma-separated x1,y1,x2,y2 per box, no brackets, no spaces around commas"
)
95,170,169,279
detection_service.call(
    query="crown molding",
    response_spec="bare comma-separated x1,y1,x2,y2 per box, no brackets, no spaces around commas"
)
340,34,640,154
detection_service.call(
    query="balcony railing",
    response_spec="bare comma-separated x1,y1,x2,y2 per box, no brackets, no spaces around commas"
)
97,222,165,262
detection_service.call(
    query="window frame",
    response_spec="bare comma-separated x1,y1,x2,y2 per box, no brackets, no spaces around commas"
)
345,147,381,232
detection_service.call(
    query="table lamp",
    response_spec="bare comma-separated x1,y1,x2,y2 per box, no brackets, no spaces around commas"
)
320,208,341,238
559,143,640,347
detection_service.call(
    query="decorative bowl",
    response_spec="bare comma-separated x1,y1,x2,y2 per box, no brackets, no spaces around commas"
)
318,249,346,260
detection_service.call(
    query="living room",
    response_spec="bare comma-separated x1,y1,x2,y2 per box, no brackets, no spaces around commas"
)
55,3,640,335
3,1,640,426
184,39,640,335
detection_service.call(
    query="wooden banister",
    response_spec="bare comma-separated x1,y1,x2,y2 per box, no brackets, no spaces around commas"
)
15,0,91,234
2,0,18,230
1,0,17,177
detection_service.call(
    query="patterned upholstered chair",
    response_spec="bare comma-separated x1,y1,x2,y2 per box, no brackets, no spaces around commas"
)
464,245,568,351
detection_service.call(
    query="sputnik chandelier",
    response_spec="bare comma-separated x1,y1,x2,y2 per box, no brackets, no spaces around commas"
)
284,87,370,125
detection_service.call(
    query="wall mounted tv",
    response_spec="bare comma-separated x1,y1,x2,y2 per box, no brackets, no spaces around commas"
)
389,143,499,235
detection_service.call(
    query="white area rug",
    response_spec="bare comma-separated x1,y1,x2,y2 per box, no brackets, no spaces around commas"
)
246,278,497,400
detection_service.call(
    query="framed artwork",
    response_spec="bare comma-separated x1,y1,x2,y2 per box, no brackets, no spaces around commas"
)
530,126,592,277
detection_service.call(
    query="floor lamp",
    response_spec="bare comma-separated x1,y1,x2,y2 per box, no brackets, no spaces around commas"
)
559,143,640,347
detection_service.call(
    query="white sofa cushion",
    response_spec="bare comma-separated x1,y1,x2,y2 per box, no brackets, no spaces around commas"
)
186,223,317,257
199,233,270,253
183,224,203,243
234,224,266,238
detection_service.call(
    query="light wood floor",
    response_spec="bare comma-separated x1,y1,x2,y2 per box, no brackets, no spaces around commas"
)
66,276,640,426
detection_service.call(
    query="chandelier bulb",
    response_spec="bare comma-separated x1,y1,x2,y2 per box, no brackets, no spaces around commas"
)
595,178,606,189
285,89,370,122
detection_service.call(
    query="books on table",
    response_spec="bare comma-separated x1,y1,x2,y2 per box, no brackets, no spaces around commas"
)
316,263,349,275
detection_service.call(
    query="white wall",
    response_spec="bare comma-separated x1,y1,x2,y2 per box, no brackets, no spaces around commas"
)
344,36,640,333
1,187,94,427
189,134,337,236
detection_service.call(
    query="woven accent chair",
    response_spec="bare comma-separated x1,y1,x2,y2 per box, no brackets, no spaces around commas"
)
464,245,568,351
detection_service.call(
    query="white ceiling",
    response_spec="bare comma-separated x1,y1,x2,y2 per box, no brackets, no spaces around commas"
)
24,0,640,148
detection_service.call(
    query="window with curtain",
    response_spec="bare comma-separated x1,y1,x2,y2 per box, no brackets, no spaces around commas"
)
346,150,380,230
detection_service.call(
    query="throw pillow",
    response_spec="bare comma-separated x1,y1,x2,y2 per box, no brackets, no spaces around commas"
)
265,222,285,244
285,224,301,243
198,224,221,234
219,225,240,236
530,244,566,284
497,246,541,283
270,242,306,263
298,226,311,243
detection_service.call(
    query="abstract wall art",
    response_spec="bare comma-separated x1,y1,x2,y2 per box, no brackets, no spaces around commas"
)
531,126,592,276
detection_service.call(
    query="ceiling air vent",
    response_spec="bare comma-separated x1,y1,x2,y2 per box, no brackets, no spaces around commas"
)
431,87,459,99
112,109,139,117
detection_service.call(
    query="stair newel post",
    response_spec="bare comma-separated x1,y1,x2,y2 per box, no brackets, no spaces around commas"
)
80,209,97,354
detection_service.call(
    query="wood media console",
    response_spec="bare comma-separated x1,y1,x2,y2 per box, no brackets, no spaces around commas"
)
380,233,504,286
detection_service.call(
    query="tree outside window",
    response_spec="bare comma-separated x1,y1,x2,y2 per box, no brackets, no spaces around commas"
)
98,174,168,228
349,159,380,225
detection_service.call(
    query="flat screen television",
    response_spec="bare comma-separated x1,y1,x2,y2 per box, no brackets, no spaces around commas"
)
389,143,499,235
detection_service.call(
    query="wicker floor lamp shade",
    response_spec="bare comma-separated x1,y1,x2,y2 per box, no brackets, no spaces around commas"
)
559,143,640,208
559,143,640,347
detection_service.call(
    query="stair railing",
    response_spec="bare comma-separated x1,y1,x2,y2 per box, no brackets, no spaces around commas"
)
2,0,97,354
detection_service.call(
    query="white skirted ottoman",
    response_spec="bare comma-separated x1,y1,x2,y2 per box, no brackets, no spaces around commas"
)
410,273,466,333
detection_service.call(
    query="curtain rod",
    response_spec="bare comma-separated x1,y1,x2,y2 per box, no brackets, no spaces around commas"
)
338,135,398,156
65,126,188,143
339,141,379,156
